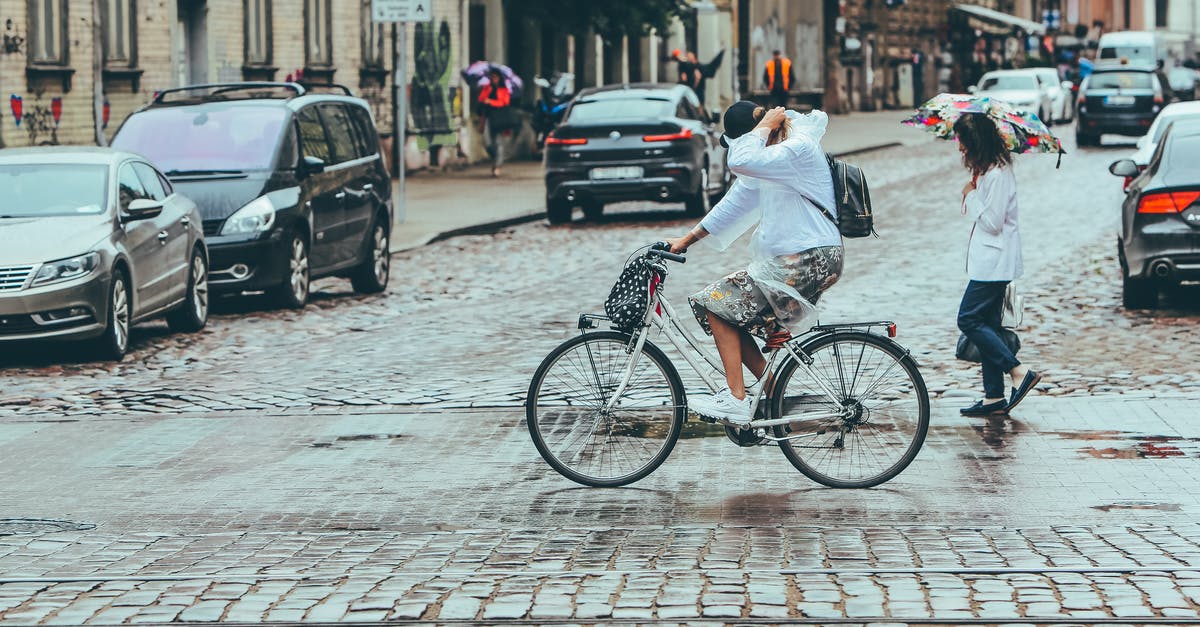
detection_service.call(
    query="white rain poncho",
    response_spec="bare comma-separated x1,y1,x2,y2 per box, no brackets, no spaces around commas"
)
697,109,843,330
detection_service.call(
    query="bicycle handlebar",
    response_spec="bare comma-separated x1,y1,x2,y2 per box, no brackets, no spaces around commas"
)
648,242,686,264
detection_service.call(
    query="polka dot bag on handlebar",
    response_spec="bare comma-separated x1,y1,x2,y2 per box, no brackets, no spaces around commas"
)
604,256,661,333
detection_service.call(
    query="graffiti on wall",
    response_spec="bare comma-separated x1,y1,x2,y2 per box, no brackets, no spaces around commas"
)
4,19,26,55
18,97,62,146
410,19,457,152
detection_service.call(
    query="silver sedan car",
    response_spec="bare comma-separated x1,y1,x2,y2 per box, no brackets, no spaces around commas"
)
0,148,209,360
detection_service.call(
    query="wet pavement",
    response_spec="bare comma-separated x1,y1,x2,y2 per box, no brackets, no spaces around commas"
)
3,130,1200,623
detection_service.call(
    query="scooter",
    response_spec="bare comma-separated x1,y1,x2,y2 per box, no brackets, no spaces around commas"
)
532,72,575,148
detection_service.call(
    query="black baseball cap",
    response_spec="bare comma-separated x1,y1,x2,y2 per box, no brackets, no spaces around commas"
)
720,100,759,148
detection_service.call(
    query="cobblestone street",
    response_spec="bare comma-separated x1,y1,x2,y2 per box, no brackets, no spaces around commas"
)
3,132,1200,624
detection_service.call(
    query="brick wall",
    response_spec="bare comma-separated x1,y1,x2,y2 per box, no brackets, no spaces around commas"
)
0,0,466,168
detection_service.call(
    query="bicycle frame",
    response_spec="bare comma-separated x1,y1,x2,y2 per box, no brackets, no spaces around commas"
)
600,267,850,430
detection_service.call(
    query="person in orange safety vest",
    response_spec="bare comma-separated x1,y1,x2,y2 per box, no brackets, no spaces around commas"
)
762,50,794,108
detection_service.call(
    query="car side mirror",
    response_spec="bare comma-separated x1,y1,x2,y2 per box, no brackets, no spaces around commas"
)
123,198,163,221
301,155,326,177
1108,159,1140,178
1061,80,1074,90
967,85,979,94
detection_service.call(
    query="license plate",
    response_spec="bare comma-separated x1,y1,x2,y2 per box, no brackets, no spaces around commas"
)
1105,95,1136,106
590,166,643,180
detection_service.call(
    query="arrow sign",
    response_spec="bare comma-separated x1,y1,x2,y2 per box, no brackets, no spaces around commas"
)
372,0,432,22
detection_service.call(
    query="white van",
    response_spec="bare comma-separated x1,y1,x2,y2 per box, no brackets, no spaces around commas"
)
1098,31,1165,67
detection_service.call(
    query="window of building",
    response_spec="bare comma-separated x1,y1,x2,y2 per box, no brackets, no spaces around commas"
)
361,0,386,69
305,0,333,67
29,0,68,65
245,0,273,66
102,0,136,66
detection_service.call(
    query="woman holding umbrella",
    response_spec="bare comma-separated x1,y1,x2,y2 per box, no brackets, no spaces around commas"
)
904,95,1059,416
952,111,1042,416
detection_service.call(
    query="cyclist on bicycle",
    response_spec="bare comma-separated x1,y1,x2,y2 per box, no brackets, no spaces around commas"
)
666,102,843,426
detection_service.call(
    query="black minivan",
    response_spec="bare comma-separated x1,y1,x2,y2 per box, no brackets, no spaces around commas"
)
112,83,392,308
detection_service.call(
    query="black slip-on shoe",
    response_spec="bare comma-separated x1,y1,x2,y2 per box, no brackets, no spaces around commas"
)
960,399,1009,416
1007,370,1043,412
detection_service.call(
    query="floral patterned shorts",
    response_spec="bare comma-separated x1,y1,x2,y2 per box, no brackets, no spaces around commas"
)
688,246,844,338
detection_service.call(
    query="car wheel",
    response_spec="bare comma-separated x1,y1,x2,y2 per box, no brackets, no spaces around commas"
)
1122,272,1157,310
270,230,310,309
685,167,711,217
95,269,131,361
166,246,209,333
582,200,604,221
546,198,572,225
350,217,390,294
1075,132,1095,147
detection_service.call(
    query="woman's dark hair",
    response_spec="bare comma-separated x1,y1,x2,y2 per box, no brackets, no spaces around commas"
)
954,113,1011,177
752,106,789,145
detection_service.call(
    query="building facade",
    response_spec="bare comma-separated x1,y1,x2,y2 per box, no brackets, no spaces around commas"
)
0,0,466,169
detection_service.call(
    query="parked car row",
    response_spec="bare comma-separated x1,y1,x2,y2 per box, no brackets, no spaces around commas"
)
969,68,1075,125
0,82,392,360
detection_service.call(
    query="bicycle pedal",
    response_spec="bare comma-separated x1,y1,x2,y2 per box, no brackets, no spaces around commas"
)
696,414,718,424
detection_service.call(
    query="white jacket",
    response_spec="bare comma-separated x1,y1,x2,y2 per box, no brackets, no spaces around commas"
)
699,109,842,256
962,164,1023,282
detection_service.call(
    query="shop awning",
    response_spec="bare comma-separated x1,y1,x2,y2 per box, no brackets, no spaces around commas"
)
954,3,1047,36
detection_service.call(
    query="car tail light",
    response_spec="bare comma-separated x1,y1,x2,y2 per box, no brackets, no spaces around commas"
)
546,135,587,146
643,128,693,142
1138,191,1200,214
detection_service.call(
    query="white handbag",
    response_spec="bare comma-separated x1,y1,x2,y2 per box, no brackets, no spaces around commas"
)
1001,283,1023,330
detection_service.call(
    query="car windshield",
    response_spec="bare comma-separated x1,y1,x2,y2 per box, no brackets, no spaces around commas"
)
567,98,674,122
0,164,107,217
1089,72,1153,89
980,75,1037,91
112,104,287,172
1100,45,1156,63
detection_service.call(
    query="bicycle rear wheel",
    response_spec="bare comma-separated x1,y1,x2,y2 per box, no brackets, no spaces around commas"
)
527,331,685,487
771,330,929,488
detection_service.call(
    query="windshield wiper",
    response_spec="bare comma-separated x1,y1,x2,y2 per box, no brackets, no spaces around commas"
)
165,169,246,176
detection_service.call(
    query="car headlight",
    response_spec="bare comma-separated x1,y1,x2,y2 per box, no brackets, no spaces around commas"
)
220,196,276,235
31,252,100,287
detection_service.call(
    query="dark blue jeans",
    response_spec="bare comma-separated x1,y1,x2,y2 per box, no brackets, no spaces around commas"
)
957,280,1020,399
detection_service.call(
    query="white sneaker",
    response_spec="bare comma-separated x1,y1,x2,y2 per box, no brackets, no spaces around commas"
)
689,388,753,426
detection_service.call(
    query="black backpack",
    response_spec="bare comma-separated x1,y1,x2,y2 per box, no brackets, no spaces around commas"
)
810,153,876,238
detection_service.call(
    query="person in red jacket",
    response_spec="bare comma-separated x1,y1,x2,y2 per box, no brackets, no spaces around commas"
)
478,70,516,177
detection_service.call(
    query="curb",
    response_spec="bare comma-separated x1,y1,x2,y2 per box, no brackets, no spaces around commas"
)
389,140,906,254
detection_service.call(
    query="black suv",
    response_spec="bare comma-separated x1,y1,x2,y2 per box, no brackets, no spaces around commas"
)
1076,63,1174,146
111,83,392,308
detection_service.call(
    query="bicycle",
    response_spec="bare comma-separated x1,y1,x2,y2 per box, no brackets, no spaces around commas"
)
526,243,930,488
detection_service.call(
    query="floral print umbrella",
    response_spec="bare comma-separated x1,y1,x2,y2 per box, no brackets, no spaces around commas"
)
903,93,1065,158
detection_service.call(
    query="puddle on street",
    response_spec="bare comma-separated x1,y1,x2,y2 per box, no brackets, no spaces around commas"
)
1047,430,1200,459
1092,501,1182,512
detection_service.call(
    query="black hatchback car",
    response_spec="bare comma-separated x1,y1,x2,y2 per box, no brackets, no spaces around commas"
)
542,83,729,224
1109,118,1200,308
1076,63,1173,146
112,83,392,308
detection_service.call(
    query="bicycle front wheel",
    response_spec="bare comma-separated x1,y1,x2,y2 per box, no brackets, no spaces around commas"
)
771,331,929,488
526,331,685,487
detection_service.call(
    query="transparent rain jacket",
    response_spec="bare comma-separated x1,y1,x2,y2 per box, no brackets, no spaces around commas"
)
698,110,843,330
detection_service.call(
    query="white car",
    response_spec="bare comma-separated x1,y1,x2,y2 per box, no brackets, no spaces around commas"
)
1027,68,1075,123
970,70,1055,125
1129,100,1200,166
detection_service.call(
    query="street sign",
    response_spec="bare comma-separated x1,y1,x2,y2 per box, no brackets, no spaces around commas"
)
372,0,432,22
